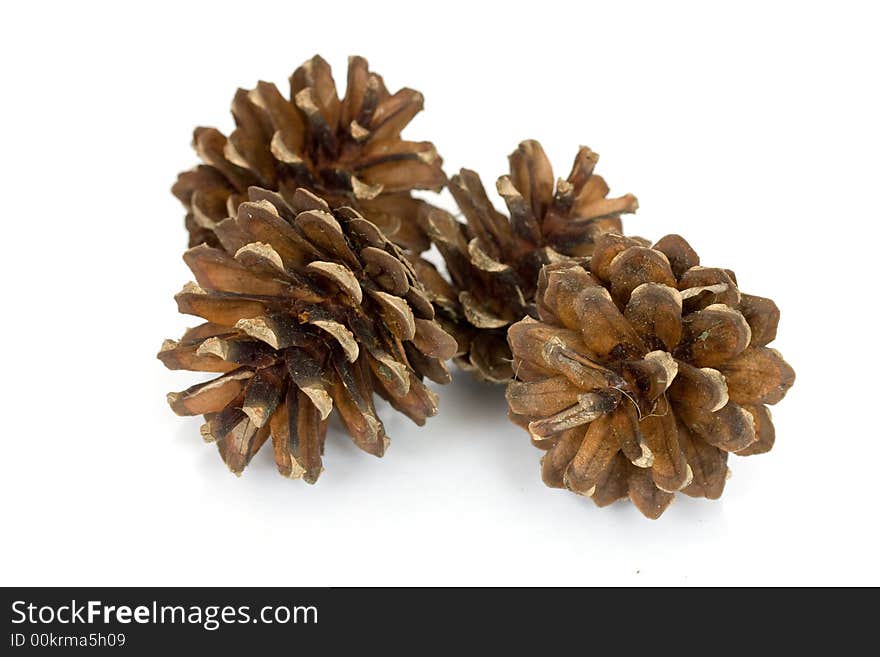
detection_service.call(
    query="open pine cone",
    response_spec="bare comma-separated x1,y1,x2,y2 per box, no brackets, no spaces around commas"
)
421,140,638,382
158,186,457,482
173,55,445,252
506,233,794,518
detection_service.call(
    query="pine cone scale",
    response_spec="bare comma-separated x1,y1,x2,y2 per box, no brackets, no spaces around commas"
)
677,420,728,500
563,412,620,496
720,346,795,405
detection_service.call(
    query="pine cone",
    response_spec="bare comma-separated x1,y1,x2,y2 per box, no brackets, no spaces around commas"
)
422,140,637,382
158,186,457,482
172,55,446,253
506,233,794,518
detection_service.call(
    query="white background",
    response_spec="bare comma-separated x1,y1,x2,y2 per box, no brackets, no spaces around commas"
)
2,1,877,586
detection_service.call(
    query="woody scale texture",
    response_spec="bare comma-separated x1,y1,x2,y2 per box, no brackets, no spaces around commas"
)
506,233,794,517
160,54,795,518
418,140,637,382
172,55,445,252
160,186,456,482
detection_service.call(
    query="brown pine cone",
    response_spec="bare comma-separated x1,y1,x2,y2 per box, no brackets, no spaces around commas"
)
172,55,446,252
506,233,794,518
422,140,638,382
158,186,457,482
